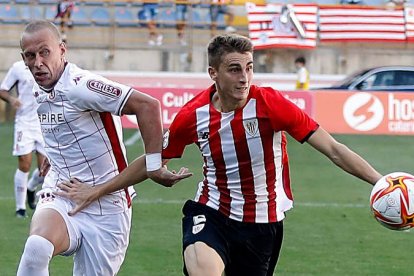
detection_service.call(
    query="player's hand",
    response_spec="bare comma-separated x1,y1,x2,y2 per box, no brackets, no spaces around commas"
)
39,158,50,177
55,178,98,216
147,166,192,187
9,97,22,109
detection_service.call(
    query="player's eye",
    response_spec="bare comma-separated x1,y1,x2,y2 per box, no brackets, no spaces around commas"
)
24,53,35,60
39,49,50,57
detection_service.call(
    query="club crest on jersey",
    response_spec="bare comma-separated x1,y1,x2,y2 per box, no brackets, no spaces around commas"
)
49,90,56,100
243,119,259,137
87,79,122,98
162,130,170,149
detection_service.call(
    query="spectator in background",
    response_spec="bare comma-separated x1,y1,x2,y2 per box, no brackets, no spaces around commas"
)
140,1,163,46
209,0,236,37
55,0,75,43
175,0,189,46
0,60,46,218
295,56,309,90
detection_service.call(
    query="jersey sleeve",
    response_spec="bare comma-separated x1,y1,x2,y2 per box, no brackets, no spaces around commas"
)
69,74,133,116
261,88,318,143
0,63,18,91
162,106,196,159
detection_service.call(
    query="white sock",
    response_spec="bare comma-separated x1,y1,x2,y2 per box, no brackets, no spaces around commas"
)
27,168,44,191
17,235,54,276
14,169,29,211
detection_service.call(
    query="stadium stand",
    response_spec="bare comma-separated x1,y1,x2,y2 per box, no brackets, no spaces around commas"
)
0,5,21,24
20,5,43,23
90,6,111,26
159,8,176,28
38,0,58,4
44,4,57,21
114,7,137,27
189,8,205,29
71,6,91,26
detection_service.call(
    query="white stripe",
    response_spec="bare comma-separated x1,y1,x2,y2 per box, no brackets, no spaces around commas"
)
273,132,291,220
219,111,244,221
320,24,405,32
243,99,268,223
319,9,403,17
194,104,220,208
319,17,405,24
252,37,317,47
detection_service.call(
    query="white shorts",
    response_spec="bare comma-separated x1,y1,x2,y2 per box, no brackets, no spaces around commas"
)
13,123,45,156
36,189,132,276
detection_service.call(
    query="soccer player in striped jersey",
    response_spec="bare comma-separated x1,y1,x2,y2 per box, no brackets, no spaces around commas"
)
16,20,189,276
57,34,382,275
0,60,46,217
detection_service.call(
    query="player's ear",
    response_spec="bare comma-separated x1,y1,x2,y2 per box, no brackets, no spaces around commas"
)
20,53,26,64
208,66,217,81
60,41,67,59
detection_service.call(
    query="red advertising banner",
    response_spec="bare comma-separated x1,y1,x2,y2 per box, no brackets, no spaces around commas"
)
314,91,414,135
119,81,414,136
121,87,200,129
122,88,314,129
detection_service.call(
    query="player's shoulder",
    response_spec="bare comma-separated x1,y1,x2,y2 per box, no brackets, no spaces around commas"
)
10,60,26,73
180,87,211,113
250,85,283,99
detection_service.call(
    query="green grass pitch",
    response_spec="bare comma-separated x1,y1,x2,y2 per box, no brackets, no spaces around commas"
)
1,122,413,275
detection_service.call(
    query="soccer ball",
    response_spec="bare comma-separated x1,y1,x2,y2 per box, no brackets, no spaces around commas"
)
370,172,414,231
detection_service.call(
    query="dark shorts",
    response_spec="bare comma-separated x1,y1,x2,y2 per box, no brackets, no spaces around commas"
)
182,200,284,276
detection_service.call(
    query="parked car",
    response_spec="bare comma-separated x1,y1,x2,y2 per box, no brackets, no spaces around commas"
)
317,66,414,92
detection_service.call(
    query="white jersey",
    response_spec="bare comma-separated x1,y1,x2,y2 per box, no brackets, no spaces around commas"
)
34,63,134,215
0,60,40,127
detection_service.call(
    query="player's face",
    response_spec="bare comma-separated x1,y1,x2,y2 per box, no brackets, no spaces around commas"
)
21,28,66,89
209,51,253,108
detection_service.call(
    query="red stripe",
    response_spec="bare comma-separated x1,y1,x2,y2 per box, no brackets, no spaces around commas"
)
320,38,406,42
99,112,131,208
320,30,406,33
198,155,210,205
256,105,277,222
232,110,256,222
281,133,293,201
209,106,231,216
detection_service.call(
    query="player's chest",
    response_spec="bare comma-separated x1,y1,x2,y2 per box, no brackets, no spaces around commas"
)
36,90,87,125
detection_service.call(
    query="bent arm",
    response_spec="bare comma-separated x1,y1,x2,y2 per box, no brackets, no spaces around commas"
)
307,127,382,185
0,89,21,109
122,90,163,155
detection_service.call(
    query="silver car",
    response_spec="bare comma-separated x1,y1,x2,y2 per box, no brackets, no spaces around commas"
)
321,66,414,92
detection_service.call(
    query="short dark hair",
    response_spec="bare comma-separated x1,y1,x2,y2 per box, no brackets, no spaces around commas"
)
208,34,253,69
295,56,306,64
20,20,62,49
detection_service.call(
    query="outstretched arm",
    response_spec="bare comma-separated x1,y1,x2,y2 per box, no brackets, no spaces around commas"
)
307,127,382,185
56,155,192,216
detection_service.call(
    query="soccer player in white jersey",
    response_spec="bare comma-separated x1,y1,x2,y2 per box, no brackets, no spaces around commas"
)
0,60,46,217
16,20,191,276
56,34,382,275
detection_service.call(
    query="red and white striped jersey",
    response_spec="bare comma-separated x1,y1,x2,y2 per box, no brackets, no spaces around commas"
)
163,85,318,223
33,63,134,215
